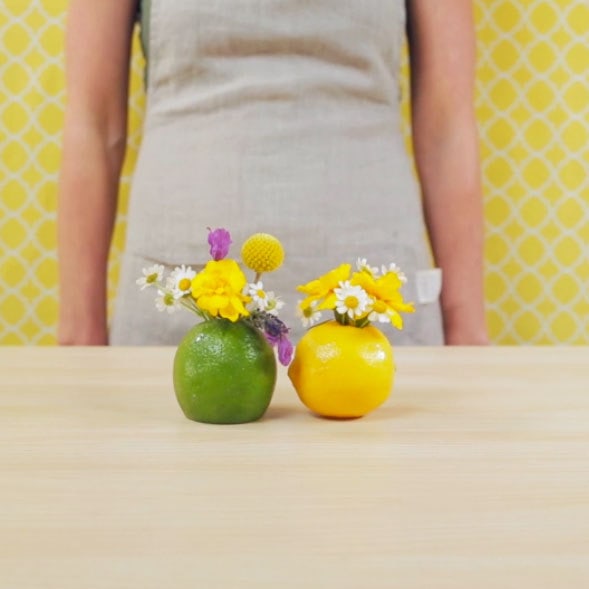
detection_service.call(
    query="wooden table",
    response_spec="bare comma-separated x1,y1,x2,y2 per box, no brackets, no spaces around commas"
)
1,347,588,588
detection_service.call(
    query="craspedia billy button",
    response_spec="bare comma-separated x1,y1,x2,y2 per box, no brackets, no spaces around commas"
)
241,233,285,274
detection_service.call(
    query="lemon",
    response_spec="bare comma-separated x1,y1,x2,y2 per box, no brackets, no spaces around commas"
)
288,320,394,418
174,320,277,424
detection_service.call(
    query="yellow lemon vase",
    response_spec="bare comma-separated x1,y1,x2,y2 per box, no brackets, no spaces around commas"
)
288,321,394,418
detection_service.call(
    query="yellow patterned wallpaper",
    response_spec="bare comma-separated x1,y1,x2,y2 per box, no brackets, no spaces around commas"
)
1,0,588,345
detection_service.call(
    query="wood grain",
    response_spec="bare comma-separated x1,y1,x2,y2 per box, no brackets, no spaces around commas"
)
0,347,588,588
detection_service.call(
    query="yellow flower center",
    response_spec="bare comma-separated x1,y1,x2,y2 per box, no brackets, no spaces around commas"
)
178,278,191,291
344,296,359,309
146,273,158,284
303,306,314,318
257,290,266,299
163,293,174,306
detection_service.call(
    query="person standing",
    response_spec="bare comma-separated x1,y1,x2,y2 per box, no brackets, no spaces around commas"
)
58,0,488,346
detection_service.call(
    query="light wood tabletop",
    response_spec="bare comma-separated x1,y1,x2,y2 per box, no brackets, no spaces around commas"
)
1,346,588,588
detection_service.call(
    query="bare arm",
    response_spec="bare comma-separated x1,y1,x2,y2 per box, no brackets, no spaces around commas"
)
58,0,137,345
406,0,488,345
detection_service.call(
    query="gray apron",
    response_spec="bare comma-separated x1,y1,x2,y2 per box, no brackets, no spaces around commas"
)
110,0,444,345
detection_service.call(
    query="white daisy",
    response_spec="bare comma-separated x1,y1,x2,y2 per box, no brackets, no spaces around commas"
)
265,292,285,316
155,290,178,314
334,281,370,319
381,262,407,283
356,257,379,276
368,299,393,324
246,281,270,311
136,264,164,290
296,300,322,328
168,265,196,298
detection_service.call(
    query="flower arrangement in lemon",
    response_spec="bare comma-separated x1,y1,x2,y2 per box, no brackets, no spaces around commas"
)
137,228,293,365
296,257,415,329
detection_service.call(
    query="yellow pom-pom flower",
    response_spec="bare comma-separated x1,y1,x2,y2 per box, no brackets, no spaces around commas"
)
241,233,285,274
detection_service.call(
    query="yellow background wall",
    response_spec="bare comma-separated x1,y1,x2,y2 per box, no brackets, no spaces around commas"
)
1,0,588,345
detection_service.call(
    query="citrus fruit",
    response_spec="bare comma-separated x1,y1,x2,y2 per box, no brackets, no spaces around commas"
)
173,319,277,424
288,320,394,418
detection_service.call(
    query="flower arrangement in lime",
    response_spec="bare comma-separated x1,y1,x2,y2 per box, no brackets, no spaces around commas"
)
295,258,415,329
137,228,293,365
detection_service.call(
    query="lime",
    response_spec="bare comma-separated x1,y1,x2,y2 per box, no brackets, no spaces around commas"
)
173,319,277,424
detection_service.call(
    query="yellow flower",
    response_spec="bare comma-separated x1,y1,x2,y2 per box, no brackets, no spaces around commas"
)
190,259,250,322
297,263,351,311
241,233,285,274
352,271,414,329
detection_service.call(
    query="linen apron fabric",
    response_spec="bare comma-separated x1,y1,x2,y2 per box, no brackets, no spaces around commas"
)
110,0,444,346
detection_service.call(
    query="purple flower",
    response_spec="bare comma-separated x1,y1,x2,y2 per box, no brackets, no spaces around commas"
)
264,332,280,347
264,315,286,339
254,311,292,366
277,336,294,366
207,228,232,261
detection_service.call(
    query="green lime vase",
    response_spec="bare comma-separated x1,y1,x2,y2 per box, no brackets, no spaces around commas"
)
173,319,277,424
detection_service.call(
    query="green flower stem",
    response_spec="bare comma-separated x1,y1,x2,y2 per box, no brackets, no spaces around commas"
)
179,297,206,319
334,310,371,328
354,316,371,328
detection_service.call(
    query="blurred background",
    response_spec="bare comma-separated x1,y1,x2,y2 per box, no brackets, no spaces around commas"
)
0,0,587,345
